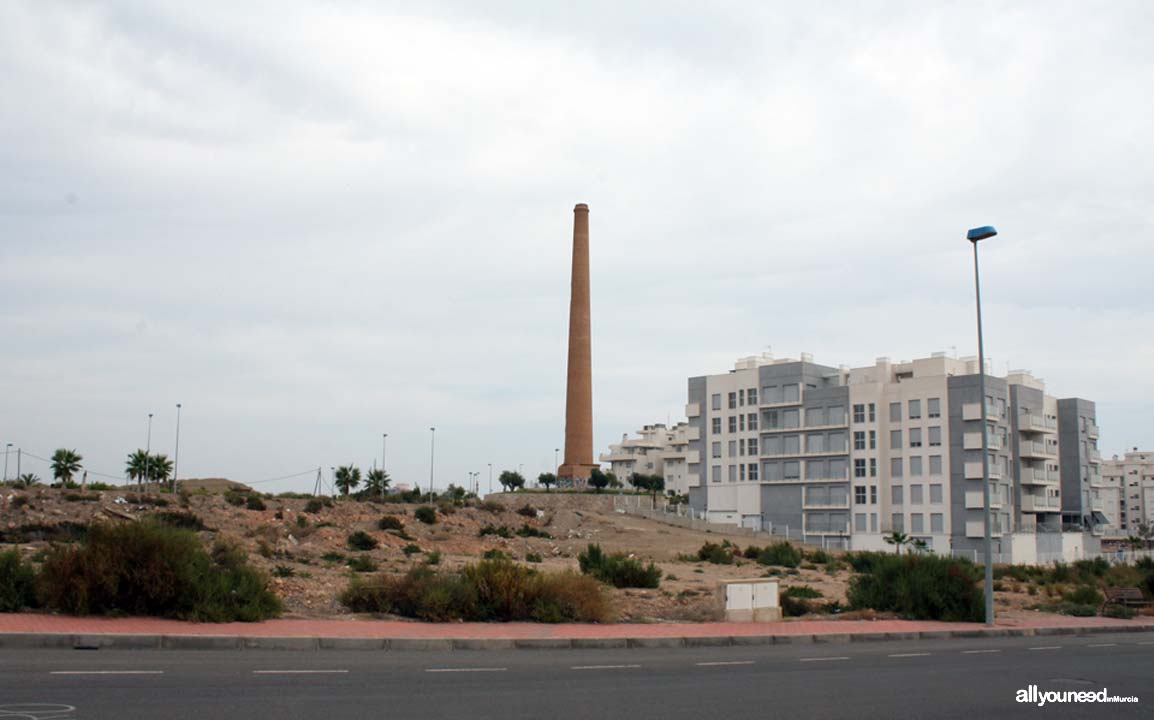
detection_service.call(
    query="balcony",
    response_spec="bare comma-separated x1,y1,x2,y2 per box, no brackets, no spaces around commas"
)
1019,440,1058,460
803,497,851,510
964,432,1002,451
964,462,1003,480
963,403,999,422
1087,423,1100,439
804,469,850,483
1019,412,1058,434
686,403,700,418
1087,449,1101,464
1091,495,1104,511
965,489,1006,510
803,521,850,536
1020,494,1061,513
760,384,803,408
1020,466,1060,485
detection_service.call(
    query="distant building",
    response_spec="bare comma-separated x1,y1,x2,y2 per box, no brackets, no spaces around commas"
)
684,351,1105,562
1102,450,1154,535
599,422,695,495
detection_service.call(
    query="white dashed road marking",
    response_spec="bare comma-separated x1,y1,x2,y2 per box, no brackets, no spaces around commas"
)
253,670,349,675
50,670,164,675
1029,646,1062,651
962,649,1002,654
570,664,642,670
1087,643,1117,647
799,657,850,663
695,661,755,666
424,668,507,673
888,653,931,658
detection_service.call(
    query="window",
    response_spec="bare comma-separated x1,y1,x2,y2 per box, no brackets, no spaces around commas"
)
855,485,867,504
929,455,943,475
854,459,867,478
711,465,720,483
728,416,737,433
830,458,848,478
892,513,904,532
928,426,942,446
870,458,878,477
869,430,877,449
870,486,878,504
892,486,903,504
807,434,825,453
890,402,902,422
869,403,877,422
728,392,737,409
711,418,721,434
853,404,866,423
747,388,758,405
870,513,878,532
728,440,737,457
763,410,778,429
738,389,745,406
829,406,846,425
740,464,746,481
729,465,737,482
910,484,924,504
748,438,759,456
739,414,746,432
806,407,824,427
854,431,866,450
909,399,921,420
764,436,782,455
748,412,758,431
909,428,922,447
711,442,721,459
930,484,943,504
739,439,745,456
783,409,800,428
891,458,903,478
931,513,944,533
763,463,779,481
783,384,800,402
909,456,923,476
828,432,846,452
783,461,800,480
910,513,924,533
855,513,867,532
807,459,827,479
783,435,801,454
711,393,721,411
748,463,759,481
927,397,941,418
890,430,903,449
762,386,780,403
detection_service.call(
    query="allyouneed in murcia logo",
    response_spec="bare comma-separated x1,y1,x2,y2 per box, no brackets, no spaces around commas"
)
1016,685,1139,706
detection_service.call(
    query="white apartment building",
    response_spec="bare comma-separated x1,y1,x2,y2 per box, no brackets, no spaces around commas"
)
685,352,1104,563
599,422,696,495
1102,450,1154,534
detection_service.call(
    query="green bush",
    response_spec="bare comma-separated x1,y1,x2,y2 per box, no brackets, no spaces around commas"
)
844,551,886,574
696,541,735,565
224,492,246,507
152,510,208,531
414,506,437,524
36,521,281,622
347,555,379,573
525,552,543,563
339,559,610,623
404,544,424,556
87,482,115,492
425,551,442,566
807,549,831,565
378,515,405,531
0,550,37,612
272,565,295,578
515,524,551,539
482,549,508,560
347,531,379,551
1064,585,1103,606
516,504,538,518
295,515,308,528
245,495,267,511
781,585,823,617
847,554,983,622
304,498,324,514
479,524,513,538
1102,603,1137,619
322,552,346,563
757,542,802,568
577,544,661,588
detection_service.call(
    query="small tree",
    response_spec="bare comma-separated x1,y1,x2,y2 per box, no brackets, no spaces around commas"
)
50,448,83,486
17,473,40,488
334,465,362,497
607,471,622,489
364,468,390,498
126,450,150,489
498,470,525,492
588,468,609,493
147,454,173,488
537,472,557,491
884,531,911,556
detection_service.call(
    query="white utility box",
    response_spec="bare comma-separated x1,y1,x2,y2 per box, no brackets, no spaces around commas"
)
723,579,782,622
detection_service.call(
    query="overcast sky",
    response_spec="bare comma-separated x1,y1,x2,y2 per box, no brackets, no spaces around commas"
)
2,1,1152,493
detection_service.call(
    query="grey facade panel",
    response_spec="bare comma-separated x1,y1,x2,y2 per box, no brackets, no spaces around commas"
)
760,484,803,532
947,373,1009,556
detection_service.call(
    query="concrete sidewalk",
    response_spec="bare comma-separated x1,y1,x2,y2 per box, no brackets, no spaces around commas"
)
2,613,1152,651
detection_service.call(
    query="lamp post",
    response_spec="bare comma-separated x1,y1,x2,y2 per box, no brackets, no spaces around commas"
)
3,443,11,483
967,224,997,627
172,403,182,491
381,433,388,499
428,427,436,497
554,447,559,472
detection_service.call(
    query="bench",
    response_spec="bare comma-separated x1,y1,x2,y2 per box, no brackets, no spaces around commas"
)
1103,587,1151,610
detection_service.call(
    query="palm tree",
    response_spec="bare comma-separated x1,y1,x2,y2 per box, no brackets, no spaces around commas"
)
147,454,173,487
910,538,929,554
364,468,390,497
126,450,150,489
17,473,40,488
334,465,361,497
50,448,83,487
884,531,910,556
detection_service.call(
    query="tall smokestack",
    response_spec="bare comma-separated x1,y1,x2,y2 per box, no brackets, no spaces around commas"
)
558,203,597,484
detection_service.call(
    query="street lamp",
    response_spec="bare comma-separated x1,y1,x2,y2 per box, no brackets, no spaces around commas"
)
428,427,436,497
3,443,11,483
554,447,559,472
172,403,182,491
967,224,997,627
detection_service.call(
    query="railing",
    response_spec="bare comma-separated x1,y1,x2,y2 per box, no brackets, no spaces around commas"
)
1020,495,1061,512
963,403,1000,422
964,462,1003,480
1087,423,1100,439
1019,412,1058,433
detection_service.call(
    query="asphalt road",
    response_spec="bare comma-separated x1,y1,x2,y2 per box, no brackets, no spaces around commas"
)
1,632,1151,720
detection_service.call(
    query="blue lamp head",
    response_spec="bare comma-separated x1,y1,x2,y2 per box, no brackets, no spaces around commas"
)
967,226,998,242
